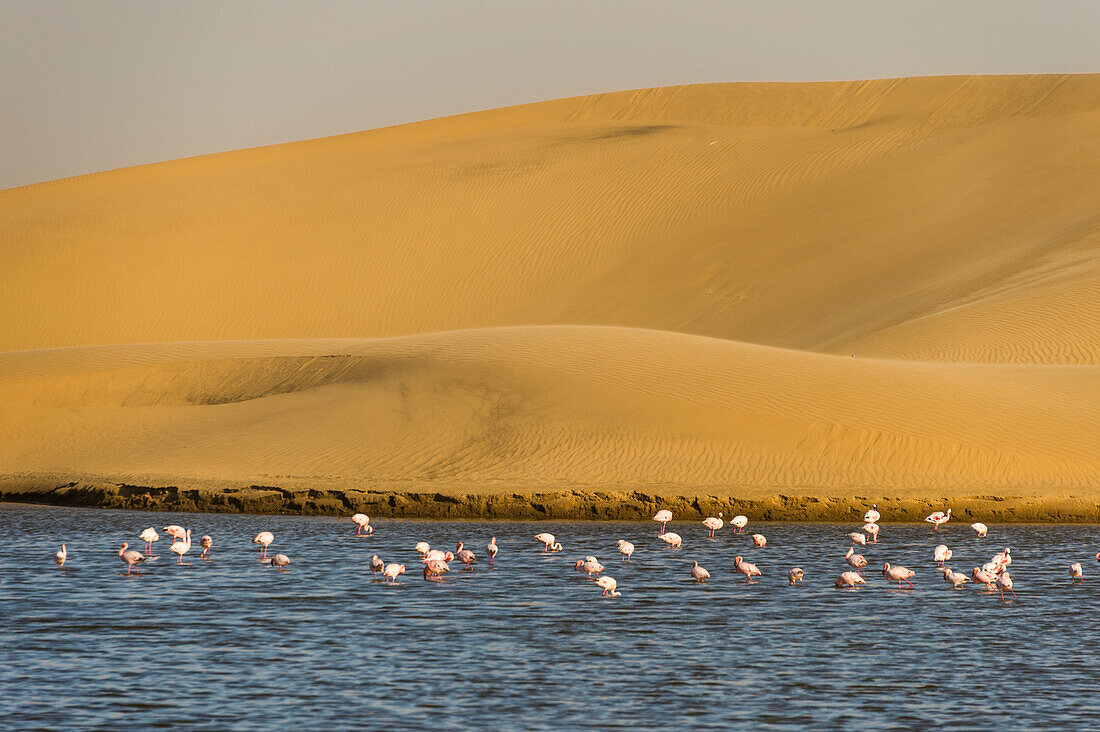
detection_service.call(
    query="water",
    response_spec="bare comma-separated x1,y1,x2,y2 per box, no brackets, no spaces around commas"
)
3,503,1100,730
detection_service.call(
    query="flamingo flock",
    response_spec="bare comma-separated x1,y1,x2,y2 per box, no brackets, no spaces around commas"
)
44,505,1099,604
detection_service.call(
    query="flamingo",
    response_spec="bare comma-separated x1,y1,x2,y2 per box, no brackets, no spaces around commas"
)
863,505,881,524
787,567,804,585
653,510,673,536
423,559,450,580
970,522,988,537
617,540,634,561
702,513,724,537
941,567,970,588
1070,562,1084,583
423,549,447,563
574,556,604,577
658,532,682,549
751,534,767,548
170,529,192,563
535,533,562,552
835,571,866,588
163,525,186,544
271,554,291,571
415,542,431,556
691,561,710,582
883,562,915,589
734,556,762,583
351,514,373,536
370,554,385,579
997,570,1016,600
383,563,406,584
972,566,997,589
487,537,498,564
862,523,880,543
200,535,213,558
455,542,476,571
845,546,867,574
848,532,867,546
54,544,67,568
933,545,953,565
119,543,146,574
139,527,159,554
989,548,1012,573
252,531,274,558
1096,552,1099,563
730,515,748,533
924,508,951,530
594,576,620,597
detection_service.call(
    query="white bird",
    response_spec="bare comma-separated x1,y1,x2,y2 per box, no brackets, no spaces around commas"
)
370,554,385,579
54,544,67,568
383,563,406,584
730,515,748,533
970,522,988,537
933,545,953,565
487,537,499,564
734,555,762,583
351,513,373,536
924,508,952,530
883,562,915,589
989,548,1012,573
863,505,881,523
658,532,682,548
139,527,159,554
788,567,804,585
574,557,604,577
653,510,673,535
835,571,866,588
200,535,213,558
594,576,620,597
861,523,880,542
845,546,867,574
271,554,291,571
848,532,867,546
163,525,186,544
415,541,431,556
972,566,997,589
1070,562,1084,583
617,539,634,561
535,533,563,552
691,561,710,582
170,529,192,563
941,567,970,588
997,570,1016,599
702,513,724,537
455,542,476,571
253,531,274,558
118,543,146,574
751,534,767,548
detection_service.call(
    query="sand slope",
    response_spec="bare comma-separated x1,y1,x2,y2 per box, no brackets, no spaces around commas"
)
1,75,1098,514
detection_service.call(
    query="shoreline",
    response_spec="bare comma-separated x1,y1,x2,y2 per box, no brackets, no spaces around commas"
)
3,476,1099,523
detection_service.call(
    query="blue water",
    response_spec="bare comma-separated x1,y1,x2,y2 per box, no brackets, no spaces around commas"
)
4,503,1100,730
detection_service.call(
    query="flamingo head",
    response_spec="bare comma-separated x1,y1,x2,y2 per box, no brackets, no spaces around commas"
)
883,563,891,571
456,542,463,551
574,560,583,570
734,555,742,564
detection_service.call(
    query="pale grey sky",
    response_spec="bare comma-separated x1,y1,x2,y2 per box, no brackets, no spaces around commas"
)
2,1,1098,188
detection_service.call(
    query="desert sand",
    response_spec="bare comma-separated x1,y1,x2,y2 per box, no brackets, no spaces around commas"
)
1,74,1098,519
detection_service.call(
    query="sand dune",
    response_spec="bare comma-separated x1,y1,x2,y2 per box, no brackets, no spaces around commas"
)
1,75,1098,515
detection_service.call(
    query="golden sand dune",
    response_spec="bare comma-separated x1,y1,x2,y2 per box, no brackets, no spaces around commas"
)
1,75,1098,515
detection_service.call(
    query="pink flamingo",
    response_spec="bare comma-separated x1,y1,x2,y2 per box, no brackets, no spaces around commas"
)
933,545,953,565
835,571,865,588
702,513,724,537
752,534,767,548
1070,563,1084,583
370,554,385,579
119,543,146,574
594,576,620,597
997,570,1016,599
455,542,476,571
487,537,498,564
734,556,762,583
163,525,186,544
845,546,867,575
862,523,880,542
883,562,915,589
139,527,159,554
253,531,274,558
863,505,881,523
653,510,673,536
788,568,804,585
55,544,67,568
574,556,604,577
848,532,867,546
200,535,213,558
351,514,373,536
271,554,291,571
658,532,682,549
924,509,951,530
383,563,405,584
730,515,748,533
170,529,192,563
617,540,634,561
972,566,997,589
691,561,710,582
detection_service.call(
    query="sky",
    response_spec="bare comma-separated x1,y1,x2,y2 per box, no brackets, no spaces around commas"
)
2,1,1098,189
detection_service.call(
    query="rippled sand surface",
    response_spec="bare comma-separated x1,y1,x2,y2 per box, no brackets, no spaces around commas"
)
6,504,1100,729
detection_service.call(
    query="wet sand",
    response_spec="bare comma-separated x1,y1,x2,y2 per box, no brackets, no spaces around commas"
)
3,475,1099,522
